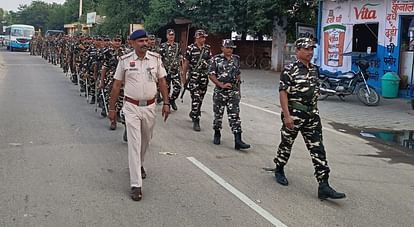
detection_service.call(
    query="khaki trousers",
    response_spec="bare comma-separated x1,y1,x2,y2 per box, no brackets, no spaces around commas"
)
123,101,156,188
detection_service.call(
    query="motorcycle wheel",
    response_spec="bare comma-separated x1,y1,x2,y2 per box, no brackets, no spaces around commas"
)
356,85,380,106
318,80,331,100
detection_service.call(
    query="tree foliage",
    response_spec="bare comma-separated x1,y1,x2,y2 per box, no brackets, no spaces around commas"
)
144,0,318,41
2,0,317,39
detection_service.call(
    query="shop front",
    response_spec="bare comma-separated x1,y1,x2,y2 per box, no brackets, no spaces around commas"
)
317,0,414,98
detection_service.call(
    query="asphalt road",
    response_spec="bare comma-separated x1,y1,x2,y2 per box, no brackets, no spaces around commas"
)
1,49,413,227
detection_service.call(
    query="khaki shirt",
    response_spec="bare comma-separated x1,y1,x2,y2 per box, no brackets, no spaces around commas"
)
114,50,167,100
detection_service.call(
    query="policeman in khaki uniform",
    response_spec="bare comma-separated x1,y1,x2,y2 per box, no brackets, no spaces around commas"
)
274,37,345,200
109,29,170,201
209,39,250,150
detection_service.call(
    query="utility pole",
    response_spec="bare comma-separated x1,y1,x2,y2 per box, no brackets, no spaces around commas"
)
79,0,83,19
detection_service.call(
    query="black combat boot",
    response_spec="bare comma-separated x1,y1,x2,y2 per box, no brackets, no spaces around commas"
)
275,165,288,186
193,119,201,131
213,130,221,145
318,181,346,200
170,99,177,111
89,96,95,104
71,74,78,84
100,108,107,117
234,132,250,150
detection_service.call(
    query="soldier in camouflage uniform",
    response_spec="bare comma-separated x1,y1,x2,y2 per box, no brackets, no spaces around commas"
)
274,37,346,200
148,35,159,53
159,29,182,111
209,39,250,150
99,37,127,131
182,29,212,131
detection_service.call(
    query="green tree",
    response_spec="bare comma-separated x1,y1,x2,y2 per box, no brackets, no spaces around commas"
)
16,1,50,31
144,0,318,41
97,0,150,37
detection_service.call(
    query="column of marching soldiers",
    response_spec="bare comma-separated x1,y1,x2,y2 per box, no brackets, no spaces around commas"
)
28,34,144,141
27,32,250,149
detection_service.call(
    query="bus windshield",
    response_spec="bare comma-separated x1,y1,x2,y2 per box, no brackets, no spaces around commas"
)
11,27,34,38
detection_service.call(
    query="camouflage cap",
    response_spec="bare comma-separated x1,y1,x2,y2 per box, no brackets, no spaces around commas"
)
148,34,156,40
222,39,236,48
295,37,316,49
166,29,175,35
194,29,208,38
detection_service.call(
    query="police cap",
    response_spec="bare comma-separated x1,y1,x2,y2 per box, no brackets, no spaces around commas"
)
130,29,147,40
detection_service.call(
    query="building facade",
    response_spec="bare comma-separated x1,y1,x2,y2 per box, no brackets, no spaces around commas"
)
317,0,414,98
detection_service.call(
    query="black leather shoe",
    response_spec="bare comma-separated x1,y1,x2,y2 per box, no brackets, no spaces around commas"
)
318,182,346,200
275,166,288,186
89,97,95,104
213,130,221,145
141,167,146,179
193,119,201,131
130,187,142,201
170,100,177,111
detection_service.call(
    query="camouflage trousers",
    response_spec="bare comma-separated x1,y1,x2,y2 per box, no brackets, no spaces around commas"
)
188,72,209,120
274,109,330,183
104,78,125,113
213,88,242,134
166,73,181,101
86,75,96,97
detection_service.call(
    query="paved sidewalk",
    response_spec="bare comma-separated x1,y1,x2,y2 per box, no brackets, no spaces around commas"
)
238,69,414,131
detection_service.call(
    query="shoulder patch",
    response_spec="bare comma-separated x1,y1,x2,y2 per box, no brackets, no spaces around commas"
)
120,51,133,60
147,51,161,58
233,54,240,60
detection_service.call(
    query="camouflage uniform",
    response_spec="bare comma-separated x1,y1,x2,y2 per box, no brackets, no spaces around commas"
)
210,53,242,133
274,50,330,183
185,42,211,120
159,41,181,103
101,46,127,115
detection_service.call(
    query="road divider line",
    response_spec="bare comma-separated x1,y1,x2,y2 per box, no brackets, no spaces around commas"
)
187,156,288,227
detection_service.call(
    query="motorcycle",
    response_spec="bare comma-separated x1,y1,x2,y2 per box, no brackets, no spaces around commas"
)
318,60,380,106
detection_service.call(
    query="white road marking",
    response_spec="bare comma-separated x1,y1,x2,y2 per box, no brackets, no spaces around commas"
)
187,156,288,227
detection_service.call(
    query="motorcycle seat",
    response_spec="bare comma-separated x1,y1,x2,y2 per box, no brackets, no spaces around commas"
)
320,71,355,79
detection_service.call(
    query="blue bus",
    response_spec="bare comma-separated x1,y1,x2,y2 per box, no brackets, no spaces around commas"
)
4,24,35,51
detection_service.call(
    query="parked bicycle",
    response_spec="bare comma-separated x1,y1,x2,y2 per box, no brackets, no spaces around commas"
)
244,51,271,70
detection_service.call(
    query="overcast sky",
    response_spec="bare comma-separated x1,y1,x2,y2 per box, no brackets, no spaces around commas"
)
1,0,66,11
